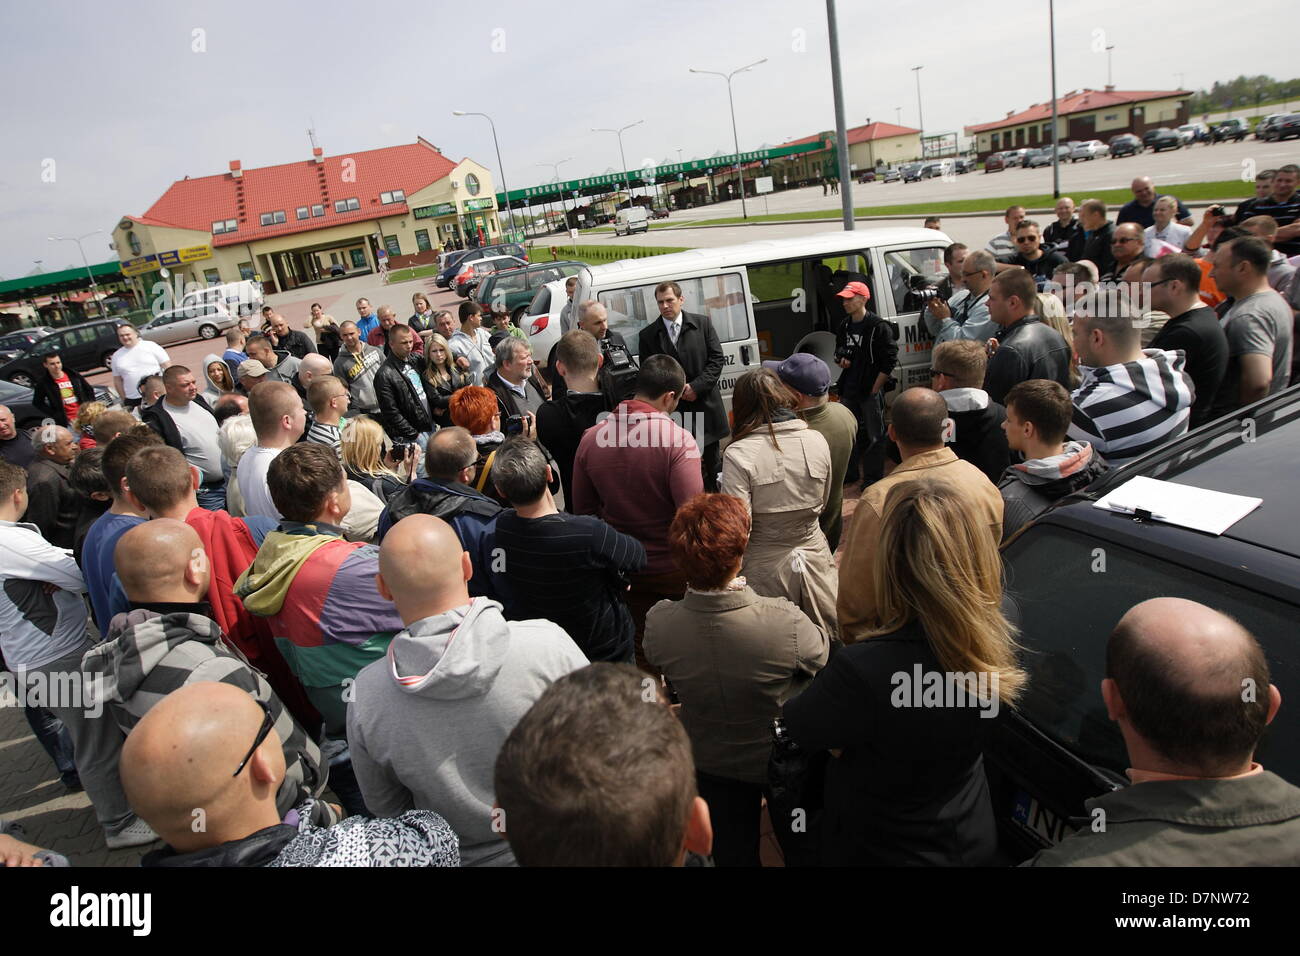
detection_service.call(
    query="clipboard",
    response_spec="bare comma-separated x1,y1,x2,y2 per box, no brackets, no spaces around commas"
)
1093,475,1262,536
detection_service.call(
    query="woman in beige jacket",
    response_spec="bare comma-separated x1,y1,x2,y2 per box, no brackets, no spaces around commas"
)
720,368,839,640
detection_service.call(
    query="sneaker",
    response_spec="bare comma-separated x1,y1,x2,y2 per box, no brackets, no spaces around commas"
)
60,772,83,793
105,819,159,850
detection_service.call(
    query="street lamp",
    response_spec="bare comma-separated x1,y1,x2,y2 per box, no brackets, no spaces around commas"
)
689,58,767,219
452,110,517,240
1105,44,1115,87
895,106,903,125
912,65,925,143
591,120,644,213
48,231,103,317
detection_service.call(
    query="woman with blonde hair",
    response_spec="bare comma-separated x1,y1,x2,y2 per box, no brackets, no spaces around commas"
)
424,331,470,427
1036,291,1079,387
782,477,1025,866
218,414,257,517
340,414,416,502
72,401,108,449
720,367,838,639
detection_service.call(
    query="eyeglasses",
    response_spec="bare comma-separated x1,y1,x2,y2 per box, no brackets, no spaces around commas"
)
930,369,955,378
1149,277,1176,288
232,700,275,778
1015,236,1039,243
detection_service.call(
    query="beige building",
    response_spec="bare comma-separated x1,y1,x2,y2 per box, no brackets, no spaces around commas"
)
775,122,924,181
966,87,1190,159
112,139,499,299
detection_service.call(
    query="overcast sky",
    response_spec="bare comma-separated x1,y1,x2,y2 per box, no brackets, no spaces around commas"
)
1,0,1292,279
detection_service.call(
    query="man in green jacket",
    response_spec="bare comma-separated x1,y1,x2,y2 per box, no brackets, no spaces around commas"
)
1026,597,1300,866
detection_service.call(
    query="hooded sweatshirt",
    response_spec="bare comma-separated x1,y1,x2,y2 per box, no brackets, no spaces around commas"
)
1068,349,1194,466
200,351,232,406
82,608,330,820
346,597,587,867
998,441,1109,541
234,522,403,737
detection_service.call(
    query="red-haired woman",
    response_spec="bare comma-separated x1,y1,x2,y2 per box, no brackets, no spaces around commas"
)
645,492,829,867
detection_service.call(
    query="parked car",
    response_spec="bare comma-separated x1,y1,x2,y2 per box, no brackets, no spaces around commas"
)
0,318,130,388
1001,148,1032,168
987,385,1300,861
918,160,952,180
1108,133,1143,157
1255,113,1286,140
882,167,902,182
0,326,55,364
1211,118,1249,143
476,260,585,322
1026,146,1069,168
139,302,238,346
1143,127,1183,152
1176,123,1207,144
1262,113,1300,142
517,278,570,362
983,152,1006,173
953,157,974,174
453,255,527,299
856,169,877,183
328,263,347,277
649,207,670,220
178,280,263,317
900,162,925,183
1069,139,1108,162
0,377,116,429
435,243,529,288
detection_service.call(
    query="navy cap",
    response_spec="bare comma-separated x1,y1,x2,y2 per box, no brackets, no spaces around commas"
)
763,352,831,396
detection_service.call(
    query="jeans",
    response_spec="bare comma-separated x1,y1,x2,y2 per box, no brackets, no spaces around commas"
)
840,390,886,485
196,480,227,512
19,641,135,836
24,705,77,777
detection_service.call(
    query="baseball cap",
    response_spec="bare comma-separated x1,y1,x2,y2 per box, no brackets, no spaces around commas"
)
238,359,270,379
763,352,831,397
836,281,872,300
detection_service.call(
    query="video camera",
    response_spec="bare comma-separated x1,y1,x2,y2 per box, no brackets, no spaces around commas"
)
599,336,639,401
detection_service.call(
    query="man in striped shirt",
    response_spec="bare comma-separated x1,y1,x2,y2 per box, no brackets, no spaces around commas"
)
985,205,1026,262
1068,292,1194,465
305,375,349,458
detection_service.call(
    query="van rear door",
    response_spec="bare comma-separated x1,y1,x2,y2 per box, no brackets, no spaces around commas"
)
871,241,950,390
591,268,761,412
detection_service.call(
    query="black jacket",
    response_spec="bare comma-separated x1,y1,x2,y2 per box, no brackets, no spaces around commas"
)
983,318,1072,405
637,311,728,445
998,443,1109,541
536,390,616,509
1042,217,1082,256
144,824,297,867
276,329,318,360
32,368,95,427
835,311,898,395
141,396,216,456
487,370,548,420
374,355,434,441
782,618,1000,866
1068,220,1116,275
1148,305,1229,427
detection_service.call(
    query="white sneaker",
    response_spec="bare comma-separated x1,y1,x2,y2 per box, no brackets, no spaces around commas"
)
105,818,159,850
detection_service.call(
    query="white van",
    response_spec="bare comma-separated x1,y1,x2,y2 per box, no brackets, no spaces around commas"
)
565,228,952,410
614,206,650,236
179,279,264,317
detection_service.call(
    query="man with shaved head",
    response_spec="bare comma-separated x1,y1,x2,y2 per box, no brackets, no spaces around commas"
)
267,311,317,360
332,319,384,415
82,519,334,825
1117,176,1193,229
836,387,1003,643
1027,598,1300,865
237,381,306,519
141,365,226,511
347,513,587,866
124,683,458,867
1099,222,1146,285
0,404,35,468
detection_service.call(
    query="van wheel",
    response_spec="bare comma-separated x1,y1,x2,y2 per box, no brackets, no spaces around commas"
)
199,324,218,339
6,371,34,389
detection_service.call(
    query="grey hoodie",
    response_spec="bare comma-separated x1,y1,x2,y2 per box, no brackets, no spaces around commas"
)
200,351,231,406
346,596,587,867
998,441,1109,541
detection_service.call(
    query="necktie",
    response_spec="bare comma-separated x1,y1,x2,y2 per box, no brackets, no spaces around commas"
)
668,319,679,344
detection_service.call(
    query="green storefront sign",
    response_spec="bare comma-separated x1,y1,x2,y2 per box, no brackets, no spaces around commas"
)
413,202,457,220
464,198,496,211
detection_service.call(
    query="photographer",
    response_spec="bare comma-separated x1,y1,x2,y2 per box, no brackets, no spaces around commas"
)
834,281,897,486
925,250,997,345
538,331,618,510
546,300,637,403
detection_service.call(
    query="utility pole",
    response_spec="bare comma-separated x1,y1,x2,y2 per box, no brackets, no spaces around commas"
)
827,0,855,229
690,58,767,219
1050,0,1061,198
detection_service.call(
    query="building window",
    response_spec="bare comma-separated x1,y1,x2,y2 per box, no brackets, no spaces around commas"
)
311,204,325,217
238,262,254,280
415,229,432,252
204,268,221,284
383,235,401,257
259,210,287,226
1042,122,1053,141
465,173,481,196
212,219,238,235
334,197,360,213
380,189,406,205
296,206,310,220
991,133,1000,150
1104,113,1119,122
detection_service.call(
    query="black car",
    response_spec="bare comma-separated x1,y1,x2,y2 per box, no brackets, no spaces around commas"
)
1142,127,1182,152
434,243,529,288
0,326,55,364
0,318,129,388
1107,133,1143,157
1263,113,1300,142
1211,118,1248,143
987,386,1300,862
0,377,115,428
900,162,924,183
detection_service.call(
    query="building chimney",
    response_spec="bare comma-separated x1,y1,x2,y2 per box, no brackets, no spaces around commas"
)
1006,110,1015,118
1104,84,1115,93
313,147,324,164
229,160,242,178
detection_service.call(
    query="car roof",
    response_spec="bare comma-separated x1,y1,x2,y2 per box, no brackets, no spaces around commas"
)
1031,386,1300,585
580,227,947,285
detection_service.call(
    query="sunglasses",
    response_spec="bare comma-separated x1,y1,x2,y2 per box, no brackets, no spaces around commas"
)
1015,236,1039,243
233,700,275,778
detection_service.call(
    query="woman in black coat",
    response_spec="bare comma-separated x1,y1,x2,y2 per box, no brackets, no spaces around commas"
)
782,477,1026,866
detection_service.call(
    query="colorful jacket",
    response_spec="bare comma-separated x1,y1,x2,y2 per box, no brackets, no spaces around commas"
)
234,522,402,736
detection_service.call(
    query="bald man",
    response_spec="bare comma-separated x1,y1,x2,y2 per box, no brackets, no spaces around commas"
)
1117,176,1193,229
267,312,317,360
0,404,35,468
836,388,1003,644
124,683,458,867
237,381,306,519
1027,598,1299,866
82,519,333,824
296,352,334,394
346,514,587,867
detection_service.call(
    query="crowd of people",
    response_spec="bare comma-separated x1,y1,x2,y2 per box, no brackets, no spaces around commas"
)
1,162,1298,869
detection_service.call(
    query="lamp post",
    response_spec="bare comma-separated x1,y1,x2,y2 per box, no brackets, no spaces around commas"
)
1106,44,1115,87
48,231,103,317
689,58,767,219
912,65,925,151
1049,0,1060,199
826,1,854,230
452,110,517,240
592,120,644,214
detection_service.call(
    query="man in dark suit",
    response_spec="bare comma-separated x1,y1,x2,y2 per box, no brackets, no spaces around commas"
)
637,281,726,490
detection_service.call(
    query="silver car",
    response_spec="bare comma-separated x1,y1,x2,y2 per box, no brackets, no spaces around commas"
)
139,302,238,346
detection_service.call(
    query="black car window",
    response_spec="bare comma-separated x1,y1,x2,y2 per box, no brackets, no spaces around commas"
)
1004,525,1300,784
30,336,59,357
